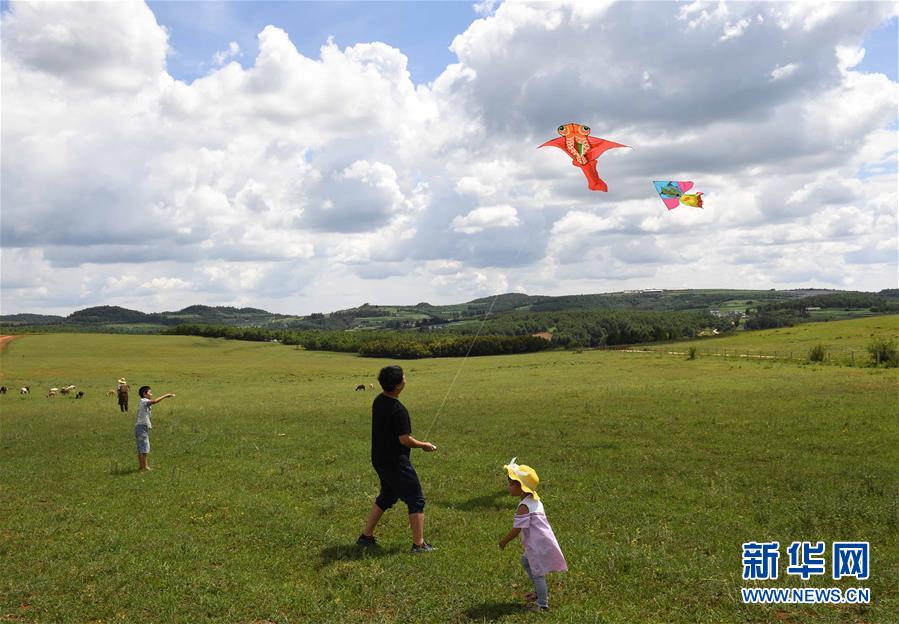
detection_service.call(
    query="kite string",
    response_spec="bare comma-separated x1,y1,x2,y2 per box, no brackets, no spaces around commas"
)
422,292,502,439
423,236,531,440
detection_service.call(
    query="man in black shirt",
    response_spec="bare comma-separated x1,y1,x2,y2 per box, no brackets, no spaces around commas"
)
358,365,438,552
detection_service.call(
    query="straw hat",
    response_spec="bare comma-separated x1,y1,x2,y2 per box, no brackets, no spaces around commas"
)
117,378,127,384
504,457,540,500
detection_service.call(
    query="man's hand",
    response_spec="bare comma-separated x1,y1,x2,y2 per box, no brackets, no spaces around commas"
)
498,540,506,550
422,442,437,452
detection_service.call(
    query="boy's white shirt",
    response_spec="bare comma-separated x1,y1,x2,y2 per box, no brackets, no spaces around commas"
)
136,397,153,428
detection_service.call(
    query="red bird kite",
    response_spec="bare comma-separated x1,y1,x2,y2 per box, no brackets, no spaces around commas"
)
539,123,628,192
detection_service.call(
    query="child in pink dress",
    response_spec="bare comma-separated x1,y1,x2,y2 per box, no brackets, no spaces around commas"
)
498,457,567,612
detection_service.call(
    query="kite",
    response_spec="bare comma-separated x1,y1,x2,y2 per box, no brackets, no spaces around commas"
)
539,123,628,192
653,181,704,210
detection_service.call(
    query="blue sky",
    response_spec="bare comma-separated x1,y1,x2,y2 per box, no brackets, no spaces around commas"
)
149,0,483,84
146,3,898,84
856,16,898,80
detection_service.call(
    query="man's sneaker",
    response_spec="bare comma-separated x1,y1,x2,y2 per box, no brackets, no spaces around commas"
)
525,603,548,613
410,542,436,553
356,533,378,547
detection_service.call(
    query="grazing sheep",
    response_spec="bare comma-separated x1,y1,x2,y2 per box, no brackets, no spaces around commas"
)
20,386,29,395
105,389,115,397
355,384,366,391
0,386,6,394
368,383,374,390
60,385,76,396
47,389,58,397
75,391,84,399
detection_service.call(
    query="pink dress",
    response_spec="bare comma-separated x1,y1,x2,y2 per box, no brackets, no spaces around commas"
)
513,495,568,576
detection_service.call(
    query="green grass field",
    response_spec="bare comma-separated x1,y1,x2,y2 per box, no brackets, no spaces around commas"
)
649,315,898,365
1,329,897,623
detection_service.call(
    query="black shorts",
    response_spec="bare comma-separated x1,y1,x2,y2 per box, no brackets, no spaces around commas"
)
373,462,425,514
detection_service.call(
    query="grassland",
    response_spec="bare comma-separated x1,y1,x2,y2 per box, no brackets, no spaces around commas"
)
1,330,897,623
644,315,898,365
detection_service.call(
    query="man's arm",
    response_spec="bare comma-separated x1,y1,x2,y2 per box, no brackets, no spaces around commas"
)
149,393,176,406
398,434,436,452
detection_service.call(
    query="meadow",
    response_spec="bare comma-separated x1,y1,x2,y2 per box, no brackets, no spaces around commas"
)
0,328,896,623
639,315,899,365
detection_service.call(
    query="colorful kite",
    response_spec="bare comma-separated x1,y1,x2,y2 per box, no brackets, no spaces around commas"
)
653,181,704,210
539,123,628,192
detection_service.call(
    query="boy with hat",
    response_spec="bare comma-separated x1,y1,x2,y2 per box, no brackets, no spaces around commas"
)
499,457,567,611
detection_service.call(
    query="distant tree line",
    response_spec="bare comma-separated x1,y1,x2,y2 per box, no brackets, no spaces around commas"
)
162,324,553,358
164,308,733,355
425,308,733,348
357,335,552,358
761,291,899,313
744,291,899,329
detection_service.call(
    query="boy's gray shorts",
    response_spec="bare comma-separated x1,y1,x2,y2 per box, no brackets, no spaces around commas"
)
135,424,150,454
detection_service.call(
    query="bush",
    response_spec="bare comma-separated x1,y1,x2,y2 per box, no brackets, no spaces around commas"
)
807,344,827,363
866,337,898,367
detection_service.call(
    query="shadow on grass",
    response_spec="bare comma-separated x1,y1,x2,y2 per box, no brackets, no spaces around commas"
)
318,544,402,567
462,601,521,621
444,490,506,512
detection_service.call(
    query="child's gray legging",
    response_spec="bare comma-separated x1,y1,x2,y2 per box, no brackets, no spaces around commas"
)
521,554,548,607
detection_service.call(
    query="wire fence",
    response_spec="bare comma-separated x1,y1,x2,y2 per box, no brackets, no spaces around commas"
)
598,345,890,367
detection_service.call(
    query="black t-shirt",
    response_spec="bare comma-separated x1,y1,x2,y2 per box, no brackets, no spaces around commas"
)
371,393,412,466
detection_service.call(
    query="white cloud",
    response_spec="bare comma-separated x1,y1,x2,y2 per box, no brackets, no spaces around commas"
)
148,276,194,290
770,62,798,80
721,17,751,41
836,44,865,74
213,41,241,65
451,205,520,234
455,176,497,197
1,1,168,91
1,0,896,315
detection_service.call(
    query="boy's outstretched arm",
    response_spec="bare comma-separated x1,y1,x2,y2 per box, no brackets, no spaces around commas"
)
149,393,176,406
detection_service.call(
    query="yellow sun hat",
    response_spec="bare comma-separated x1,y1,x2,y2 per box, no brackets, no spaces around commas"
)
504,457,540,500
117,378,127,384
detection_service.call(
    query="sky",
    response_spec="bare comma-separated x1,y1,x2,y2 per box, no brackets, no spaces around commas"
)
1,1,897,316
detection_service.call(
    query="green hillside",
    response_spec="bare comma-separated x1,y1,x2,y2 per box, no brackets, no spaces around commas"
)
3,289,897,336
646,315,898,365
